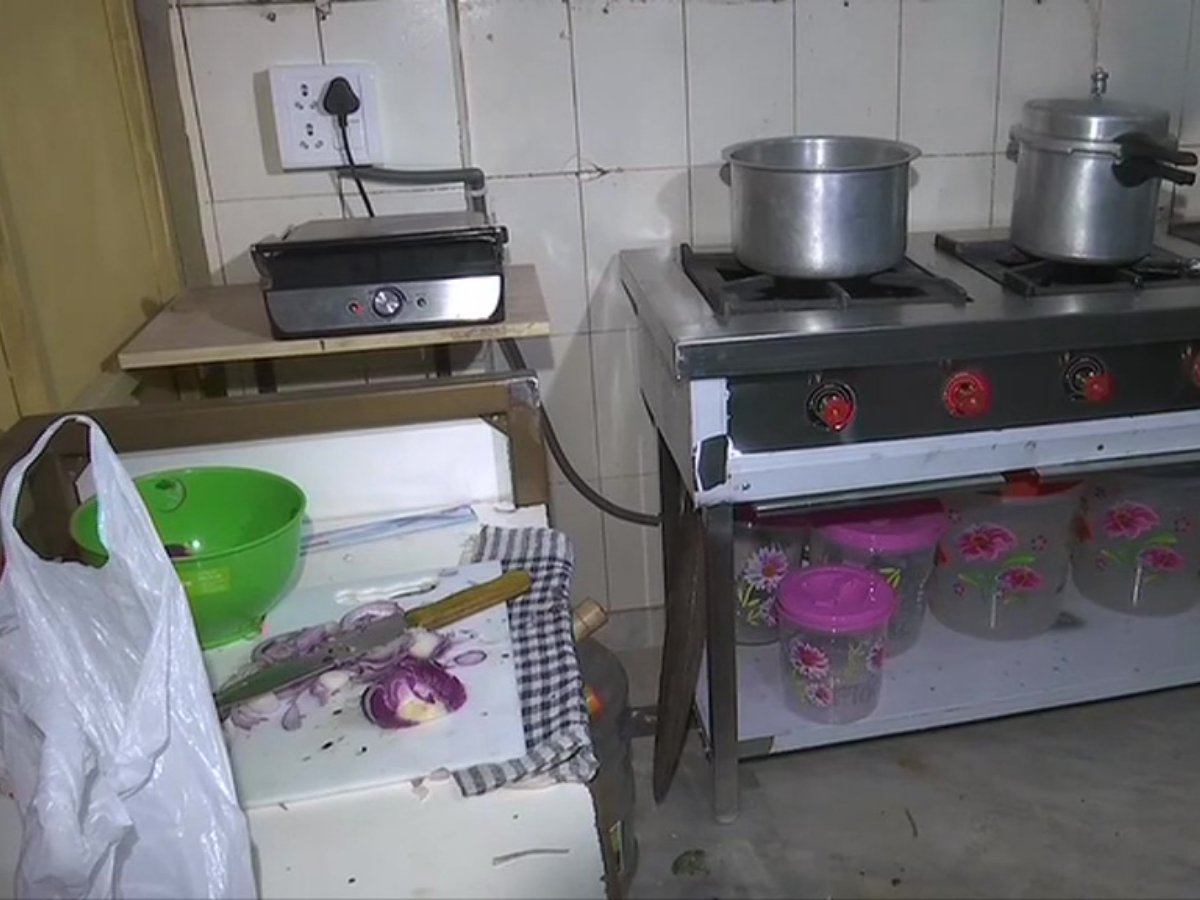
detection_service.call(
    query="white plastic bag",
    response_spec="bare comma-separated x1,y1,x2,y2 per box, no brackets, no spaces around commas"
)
0,416,256,899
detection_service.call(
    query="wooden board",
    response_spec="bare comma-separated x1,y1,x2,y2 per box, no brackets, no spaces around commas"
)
117,265,550,370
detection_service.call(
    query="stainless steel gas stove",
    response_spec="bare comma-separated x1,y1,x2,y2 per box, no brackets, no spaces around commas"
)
622,227,1200,824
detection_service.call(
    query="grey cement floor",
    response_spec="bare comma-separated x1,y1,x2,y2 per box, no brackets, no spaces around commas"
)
617,655,1199,899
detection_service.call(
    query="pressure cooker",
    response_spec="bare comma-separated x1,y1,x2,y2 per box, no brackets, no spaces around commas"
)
1007,76,1197,265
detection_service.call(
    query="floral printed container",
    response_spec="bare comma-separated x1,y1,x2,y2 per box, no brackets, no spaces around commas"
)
1072,467,1200,616
732,509,808,645
776,564,897,725
930,478,1082,641
809,499,947,657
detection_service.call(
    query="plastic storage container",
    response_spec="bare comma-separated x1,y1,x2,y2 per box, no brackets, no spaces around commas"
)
809,499,947,656
1072,467,1200,617
776,565,897,725
930,477,1081,640
732,509,808,645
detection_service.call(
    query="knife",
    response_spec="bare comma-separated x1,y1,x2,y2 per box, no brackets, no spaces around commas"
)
213,569,532,716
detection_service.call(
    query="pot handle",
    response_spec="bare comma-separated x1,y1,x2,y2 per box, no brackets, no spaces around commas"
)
1114,157,1198,188
719,163,731,186
1115,132,1199,168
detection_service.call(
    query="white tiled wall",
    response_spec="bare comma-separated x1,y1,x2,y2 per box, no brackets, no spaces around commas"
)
168,0,1200,645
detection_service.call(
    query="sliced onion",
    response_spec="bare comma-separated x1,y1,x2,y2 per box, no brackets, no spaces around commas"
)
281,699,303,731
451,649,487,668
340,601,403,631
360,659,466,730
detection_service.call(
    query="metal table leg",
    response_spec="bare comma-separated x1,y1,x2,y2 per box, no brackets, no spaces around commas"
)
703,503,739,823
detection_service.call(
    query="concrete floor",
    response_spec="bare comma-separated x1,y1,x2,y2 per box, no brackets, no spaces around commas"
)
619,670,1200,899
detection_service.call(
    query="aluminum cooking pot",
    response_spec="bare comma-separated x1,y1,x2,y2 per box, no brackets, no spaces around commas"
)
721,136,921,279
1007,95,1197,264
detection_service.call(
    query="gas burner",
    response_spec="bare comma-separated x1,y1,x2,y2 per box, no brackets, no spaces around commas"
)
934,233,1200,298
681,244,969,317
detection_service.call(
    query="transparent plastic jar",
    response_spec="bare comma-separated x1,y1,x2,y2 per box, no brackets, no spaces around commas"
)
776,565,897,725
732,509,808,645
1072,466,1200,617
809,499,946,657
930,477,1081,641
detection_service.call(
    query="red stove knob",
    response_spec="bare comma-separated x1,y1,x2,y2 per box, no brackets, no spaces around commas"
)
1083,372,1113,402
943,370,992,418
818,394,855,432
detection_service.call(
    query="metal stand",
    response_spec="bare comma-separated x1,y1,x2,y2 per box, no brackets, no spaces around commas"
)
653,435,741,823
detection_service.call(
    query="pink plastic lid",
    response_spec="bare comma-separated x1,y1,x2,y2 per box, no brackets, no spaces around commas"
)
812,499,947,554
777,565,897,634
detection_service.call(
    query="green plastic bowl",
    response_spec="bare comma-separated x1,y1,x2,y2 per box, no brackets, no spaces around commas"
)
70,466,307,650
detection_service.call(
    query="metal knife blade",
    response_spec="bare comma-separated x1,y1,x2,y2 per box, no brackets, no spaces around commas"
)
214,611,412,715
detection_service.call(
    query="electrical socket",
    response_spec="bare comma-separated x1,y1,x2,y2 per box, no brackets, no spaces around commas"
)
267,63,383,171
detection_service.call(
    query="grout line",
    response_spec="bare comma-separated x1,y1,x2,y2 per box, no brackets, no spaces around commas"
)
988,0,1006,227
895,0,904,142
791,0,798,134
681,0,696,244
564,1,595,336
445,0,474,169
174,4,226,284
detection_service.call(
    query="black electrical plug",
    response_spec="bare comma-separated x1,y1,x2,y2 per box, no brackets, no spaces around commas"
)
321,76,361,126
322,76,375,216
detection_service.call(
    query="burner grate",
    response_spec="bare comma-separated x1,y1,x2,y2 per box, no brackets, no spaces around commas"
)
681,244,969,317
934,233,1200,297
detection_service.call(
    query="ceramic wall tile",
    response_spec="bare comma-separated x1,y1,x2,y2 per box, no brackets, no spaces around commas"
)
909,154,995,232
900,0,1003,155
686,0,794,166
487,175,589,336
795,0,900,138
512,334,600,484
337,185,469,218
690,163,732,248
1182,8,1200,144
996,0,1099,152
991,149,1018,229
458,0,577,176
599,473,663,612
582,168,690,332
549,479,610,607
572,0,687,169
1099,0,1193,126
590,328,657,480
182,4,330,201
318,0,462,169
212,194,342,283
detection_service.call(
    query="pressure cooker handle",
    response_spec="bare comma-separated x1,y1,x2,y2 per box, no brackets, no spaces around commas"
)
1113,156,1197,188
1114,132,1199,168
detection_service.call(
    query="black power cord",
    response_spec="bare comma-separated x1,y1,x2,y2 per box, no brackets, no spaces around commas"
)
499,339,660,528
321,76,375,217
320,79,658,528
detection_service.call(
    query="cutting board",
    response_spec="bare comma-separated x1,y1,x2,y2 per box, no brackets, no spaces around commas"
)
206,560,526,809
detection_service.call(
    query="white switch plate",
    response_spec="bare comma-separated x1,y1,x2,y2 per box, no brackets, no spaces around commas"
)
267,63,384,171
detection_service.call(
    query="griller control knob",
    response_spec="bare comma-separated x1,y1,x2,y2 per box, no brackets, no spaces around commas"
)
371,286,405,318
807,383,857,433
943,370,992,418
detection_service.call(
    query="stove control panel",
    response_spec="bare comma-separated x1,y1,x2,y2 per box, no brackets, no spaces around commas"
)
726,340,1200,453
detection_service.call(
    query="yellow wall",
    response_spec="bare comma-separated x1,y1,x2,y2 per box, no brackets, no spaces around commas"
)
0,0,178,426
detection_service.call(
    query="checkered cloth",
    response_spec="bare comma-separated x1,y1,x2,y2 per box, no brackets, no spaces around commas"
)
453,526,599,795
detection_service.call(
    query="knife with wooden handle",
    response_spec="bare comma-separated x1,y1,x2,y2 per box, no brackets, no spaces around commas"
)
214,569,532,715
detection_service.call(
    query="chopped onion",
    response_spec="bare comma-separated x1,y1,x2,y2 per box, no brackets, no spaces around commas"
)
451,649,487,668
360,659,466,729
